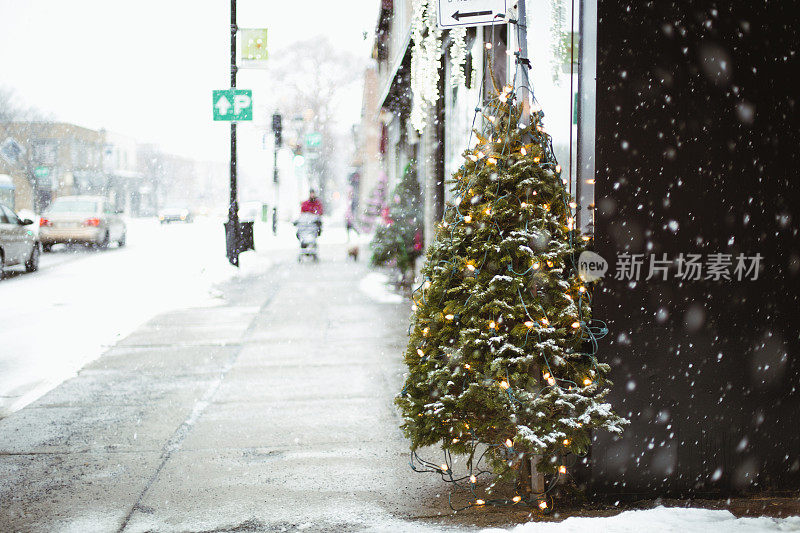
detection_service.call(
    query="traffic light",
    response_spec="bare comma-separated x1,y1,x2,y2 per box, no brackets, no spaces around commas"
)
272,113,282,147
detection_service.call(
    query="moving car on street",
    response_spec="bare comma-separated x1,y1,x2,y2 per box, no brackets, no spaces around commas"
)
0,203,40,277
158,202,193,224
39,195,126,251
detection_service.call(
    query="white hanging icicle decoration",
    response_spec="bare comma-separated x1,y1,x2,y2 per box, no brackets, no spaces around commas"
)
410,0,469,132
410,0,439,132
449,27,468,90
549,0,568,84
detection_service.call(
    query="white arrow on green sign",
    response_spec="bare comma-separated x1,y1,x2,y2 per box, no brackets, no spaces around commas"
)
213,89,253,121
305,132,322,148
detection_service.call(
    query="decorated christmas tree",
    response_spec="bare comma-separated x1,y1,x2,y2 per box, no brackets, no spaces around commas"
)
396,86,627,503
370,160,424,284
360,171,389,233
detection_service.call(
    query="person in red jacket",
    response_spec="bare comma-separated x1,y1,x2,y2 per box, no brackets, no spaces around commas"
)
300,189,324,215
298,189,323,238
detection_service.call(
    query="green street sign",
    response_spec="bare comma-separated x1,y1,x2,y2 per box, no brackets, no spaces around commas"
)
305,132,322,148
213,89,253,121
241,29,268,61
34,166,50,178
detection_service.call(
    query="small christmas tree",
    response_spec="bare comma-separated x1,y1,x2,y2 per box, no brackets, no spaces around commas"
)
370,161,424,285
396,87,627,497
360,171,389,233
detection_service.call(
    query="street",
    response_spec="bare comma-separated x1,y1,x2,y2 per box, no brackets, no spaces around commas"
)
0,218,264,417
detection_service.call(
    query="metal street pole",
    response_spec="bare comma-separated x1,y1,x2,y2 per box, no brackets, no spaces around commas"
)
272,141,278,235
226,0,241,266
511,0,546,498
515,0,531,123
271,112,282,235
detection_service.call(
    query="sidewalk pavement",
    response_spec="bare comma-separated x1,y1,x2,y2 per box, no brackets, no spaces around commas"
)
0,242,455,532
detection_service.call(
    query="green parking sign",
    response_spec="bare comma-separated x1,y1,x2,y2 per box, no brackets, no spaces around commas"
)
213,89,253,121
305,132,322,148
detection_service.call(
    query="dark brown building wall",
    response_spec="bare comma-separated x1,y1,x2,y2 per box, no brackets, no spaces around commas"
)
589,0,800,497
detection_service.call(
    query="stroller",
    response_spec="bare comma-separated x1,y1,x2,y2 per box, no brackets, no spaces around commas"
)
294,212,322,262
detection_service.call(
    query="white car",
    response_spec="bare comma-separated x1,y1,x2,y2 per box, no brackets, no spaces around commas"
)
0,203,40,277
158,203,194,224
39,195,126,251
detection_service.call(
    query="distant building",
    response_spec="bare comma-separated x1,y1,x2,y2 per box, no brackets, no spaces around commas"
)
352,64,382,227
0,122,106,211
137,144,226,214
1,121,225,215
102,130,148,216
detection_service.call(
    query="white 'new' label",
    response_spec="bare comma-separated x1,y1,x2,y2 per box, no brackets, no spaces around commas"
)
578,251,608,282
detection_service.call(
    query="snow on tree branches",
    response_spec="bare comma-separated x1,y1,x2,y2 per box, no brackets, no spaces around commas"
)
370,160,424,286
396,88,627,489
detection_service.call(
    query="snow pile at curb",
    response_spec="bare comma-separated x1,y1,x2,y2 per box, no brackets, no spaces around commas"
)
481,506,800,533
359,272,404,303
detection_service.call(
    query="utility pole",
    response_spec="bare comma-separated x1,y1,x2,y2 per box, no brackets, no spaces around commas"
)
271,112,282,235
225,0,241,266
512,0,546,500
514,0,531,122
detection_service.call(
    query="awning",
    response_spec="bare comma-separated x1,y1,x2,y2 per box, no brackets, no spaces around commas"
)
377,37,412,114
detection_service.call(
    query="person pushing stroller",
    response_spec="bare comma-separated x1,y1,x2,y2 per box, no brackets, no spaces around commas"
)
294,189,323,261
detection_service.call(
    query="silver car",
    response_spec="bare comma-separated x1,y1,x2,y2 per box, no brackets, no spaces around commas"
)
39,195,127,251
158,202,194,224
0,203,40,277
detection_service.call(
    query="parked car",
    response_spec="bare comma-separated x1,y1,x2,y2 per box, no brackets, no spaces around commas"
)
0,203,40,277
158,202,193,224
39,195,126,251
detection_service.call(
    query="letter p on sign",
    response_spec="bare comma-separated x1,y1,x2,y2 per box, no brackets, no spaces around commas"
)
233,94,251,115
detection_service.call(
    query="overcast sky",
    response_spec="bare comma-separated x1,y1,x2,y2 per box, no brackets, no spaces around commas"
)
0,0,379,162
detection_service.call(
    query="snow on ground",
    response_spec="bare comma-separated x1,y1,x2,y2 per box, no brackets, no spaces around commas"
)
0,217,270,416
0,215,367,416
481,507,800,533
359,272,405,303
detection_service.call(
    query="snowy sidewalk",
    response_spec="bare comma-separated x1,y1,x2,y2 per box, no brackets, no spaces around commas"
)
1,237,798,532
0,239,448,532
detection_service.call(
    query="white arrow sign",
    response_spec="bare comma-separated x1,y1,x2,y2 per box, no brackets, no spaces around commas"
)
215,95,232,115
437,0,508,29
